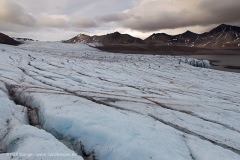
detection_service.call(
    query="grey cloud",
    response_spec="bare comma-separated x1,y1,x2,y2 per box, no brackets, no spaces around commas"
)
97,13,124,23
116,0,240,32
0,0,36,26
72,17,99,28
2,0,240,41
0,23,38,33
0,0,99,31
38,14,69,28
199,0,240,24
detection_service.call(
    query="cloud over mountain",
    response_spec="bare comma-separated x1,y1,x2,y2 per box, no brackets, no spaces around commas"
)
1,0,239,40
102,0,240,32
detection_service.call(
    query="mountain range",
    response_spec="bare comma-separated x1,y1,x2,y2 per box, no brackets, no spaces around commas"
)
64,31,144,44
145,24,240,49
1,24,240,54
64,24,240,54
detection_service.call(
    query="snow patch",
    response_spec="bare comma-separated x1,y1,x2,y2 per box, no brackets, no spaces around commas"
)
203,41,211,47
234,38,239,42
224,34,228,39
217,34,222,39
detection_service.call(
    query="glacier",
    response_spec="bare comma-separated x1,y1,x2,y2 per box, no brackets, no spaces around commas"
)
0,42,240,160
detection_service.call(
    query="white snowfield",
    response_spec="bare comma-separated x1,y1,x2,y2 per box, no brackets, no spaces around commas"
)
0,42,240,160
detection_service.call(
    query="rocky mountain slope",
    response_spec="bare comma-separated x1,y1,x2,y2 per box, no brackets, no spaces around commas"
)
0,32,21,46
64,32,144,44
146,24,240,49
64,24,240,51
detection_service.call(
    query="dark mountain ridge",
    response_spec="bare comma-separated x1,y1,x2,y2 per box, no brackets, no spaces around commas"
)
64,32,144,44
146,24,240,49
64,24,240,50
13,37,35,42
63,24,240,54
0,32,21,46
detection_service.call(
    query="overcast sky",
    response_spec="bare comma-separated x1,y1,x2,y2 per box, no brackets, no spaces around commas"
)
1,0,240,41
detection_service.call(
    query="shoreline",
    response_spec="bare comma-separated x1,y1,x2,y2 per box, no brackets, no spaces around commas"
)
95,45,240,73
96,44,240,55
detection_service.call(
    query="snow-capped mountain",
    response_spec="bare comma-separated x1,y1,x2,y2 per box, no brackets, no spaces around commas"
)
146,24,240,49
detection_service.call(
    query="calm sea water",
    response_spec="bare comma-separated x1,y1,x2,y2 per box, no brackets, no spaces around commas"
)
183,55,240,73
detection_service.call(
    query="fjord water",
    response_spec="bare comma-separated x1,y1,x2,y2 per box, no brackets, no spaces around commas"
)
184,54,240,73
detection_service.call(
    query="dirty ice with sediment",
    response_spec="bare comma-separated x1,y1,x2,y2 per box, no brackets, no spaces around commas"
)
0,42,240,160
